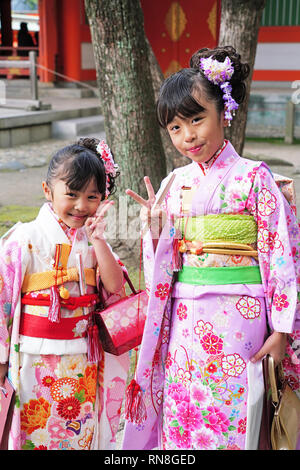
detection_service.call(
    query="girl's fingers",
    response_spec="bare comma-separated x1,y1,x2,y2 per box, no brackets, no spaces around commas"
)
144,176,156,204
96,200,114,217
125,189,148,207
126,177,156,207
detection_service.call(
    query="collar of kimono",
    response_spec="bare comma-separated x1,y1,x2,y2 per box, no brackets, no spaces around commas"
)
198,140,227,175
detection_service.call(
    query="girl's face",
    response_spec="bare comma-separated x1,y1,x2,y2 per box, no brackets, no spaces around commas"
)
166,92,226,164
42,177,102,228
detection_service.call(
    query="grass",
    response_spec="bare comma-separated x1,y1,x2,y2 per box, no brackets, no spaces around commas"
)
0,205,39,237
245,136,300,145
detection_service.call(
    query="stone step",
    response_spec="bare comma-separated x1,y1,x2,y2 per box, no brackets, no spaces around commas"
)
52,114,105,138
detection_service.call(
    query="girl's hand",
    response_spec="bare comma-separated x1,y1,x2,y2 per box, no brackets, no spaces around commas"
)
0,362,8,386
85,200,114,242
250,331,287,366
126,176,166,239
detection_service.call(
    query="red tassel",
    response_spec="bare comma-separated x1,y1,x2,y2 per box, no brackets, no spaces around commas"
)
172,236,182,272
124,379,147,425
87,324,102,363
48,286,61,323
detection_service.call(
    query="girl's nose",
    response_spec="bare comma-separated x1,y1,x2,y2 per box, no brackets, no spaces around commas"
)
184,126,196,142
74,198,86,212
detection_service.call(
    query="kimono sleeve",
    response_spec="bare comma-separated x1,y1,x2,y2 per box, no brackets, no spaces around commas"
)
0,224,30,363
142,172,175,294
247,164,299,333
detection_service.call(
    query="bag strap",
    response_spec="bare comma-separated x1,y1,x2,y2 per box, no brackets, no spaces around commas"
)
97,270,138,309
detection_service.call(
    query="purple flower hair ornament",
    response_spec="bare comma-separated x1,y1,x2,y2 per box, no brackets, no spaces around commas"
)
96,140,119,197
200,56,239,125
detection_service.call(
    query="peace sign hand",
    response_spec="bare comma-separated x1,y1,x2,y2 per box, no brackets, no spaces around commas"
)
85,200,114,242
126,176,166,239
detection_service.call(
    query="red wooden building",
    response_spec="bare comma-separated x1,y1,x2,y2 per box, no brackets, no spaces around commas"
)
0,0,299,84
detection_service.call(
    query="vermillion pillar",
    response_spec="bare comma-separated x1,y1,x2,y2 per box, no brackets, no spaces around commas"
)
38,0,58,82
58,0,82,82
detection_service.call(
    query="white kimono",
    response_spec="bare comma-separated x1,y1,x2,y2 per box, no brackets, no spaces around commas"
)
0,203,129,450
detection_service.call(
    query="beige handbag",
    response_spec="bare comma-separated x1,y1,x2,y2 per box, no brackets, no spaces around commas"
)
267,355,300,450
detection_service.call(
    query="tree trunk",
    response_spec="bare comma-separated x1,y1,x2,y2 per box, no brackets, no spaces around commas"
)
84,0,166,197
146,39,189,172
218,0,266,155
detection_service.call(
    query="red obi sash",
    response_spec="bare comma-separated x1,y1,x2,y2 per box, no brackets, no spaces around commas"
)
20,292,99,340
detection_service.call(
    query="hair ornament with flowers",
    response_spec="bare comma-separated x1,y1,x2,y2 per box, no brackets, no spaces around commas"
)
96,140,119,197
199,55,239,125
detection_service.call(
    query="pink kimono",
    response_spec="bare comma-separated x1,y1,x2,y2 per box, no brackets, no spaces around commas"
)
122,140,300,450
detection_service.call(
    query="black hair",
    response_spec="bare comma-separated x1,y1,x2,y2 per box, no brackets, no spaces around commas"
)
46,137,118,199
157,45,250,128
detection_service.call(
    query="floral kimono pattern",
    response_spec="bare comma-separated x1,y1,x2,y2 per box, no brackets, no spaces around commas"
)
0,203,129,450
122,140,300,450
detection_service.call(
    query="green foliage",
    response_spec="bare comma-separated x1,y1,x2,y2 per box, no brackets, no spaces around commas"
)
0,205,39,237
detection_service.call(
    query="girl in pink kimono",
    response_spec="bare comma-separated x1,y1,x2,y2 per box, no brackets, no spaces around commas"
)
123,46,300,450
0,137,129,450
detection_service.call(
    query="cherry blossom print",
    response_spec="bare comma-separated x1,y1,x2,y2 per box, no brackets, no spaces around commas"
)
176,303,188,321
194,320,213,338
177,368,192,385
221,354,246,377
192,428,218,450
176,401,203,431
269,231,283,253
238,417,247,434
155,283,170,301
167,381,188,404
236,296,261,320
257,228,269,253
200,331,223,355
168,426,191,448
273,293,289,312
190,382,211,408
257,188,277,216
204,406,230,434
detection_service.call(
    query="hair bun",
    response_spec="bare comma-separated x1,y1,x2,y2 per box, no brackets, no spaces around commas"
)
77,137,100,155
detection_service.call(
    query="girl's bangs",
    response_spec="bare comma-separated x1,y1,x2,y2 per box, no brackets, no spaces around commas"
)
61,154,105,194
157,70,205,127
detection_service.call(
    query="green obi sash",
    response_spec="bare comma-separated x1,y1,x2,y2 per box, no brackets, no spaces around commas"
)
177,265,262,285
175,213,257,245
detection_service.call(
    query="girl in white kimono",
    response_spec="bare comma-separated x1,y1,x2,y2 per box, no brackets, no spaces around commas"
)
123,46,300,450
0,137,129,450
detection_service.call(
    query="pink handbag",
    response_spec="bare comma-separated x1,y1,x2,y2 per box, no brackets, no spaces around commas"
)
95,272,148,356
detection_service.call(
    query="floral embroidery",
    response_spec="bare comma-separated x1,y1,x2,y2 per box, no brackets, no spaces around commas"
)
221,354,246,377
257,188,277,216
236,296,261,320
155,283,170,301
20,361,98,450
21,397,51,435
273,293,289,312
200,332,223,355
176,303,188,320
238,417,247,434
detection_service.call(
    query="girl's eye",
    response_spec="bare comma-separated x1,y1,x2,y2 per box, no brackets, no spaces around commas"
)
192,116,202,123
169,124,180,132
66,192,77,198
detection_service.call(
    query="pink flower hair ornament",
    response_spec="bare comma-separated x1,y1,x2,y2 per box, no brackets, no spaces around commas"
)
199,56,239,125
96,140,119,197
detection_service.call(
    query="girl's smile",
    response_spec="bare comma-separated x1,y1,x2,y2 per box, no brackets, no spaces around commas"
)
42,177,102,228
